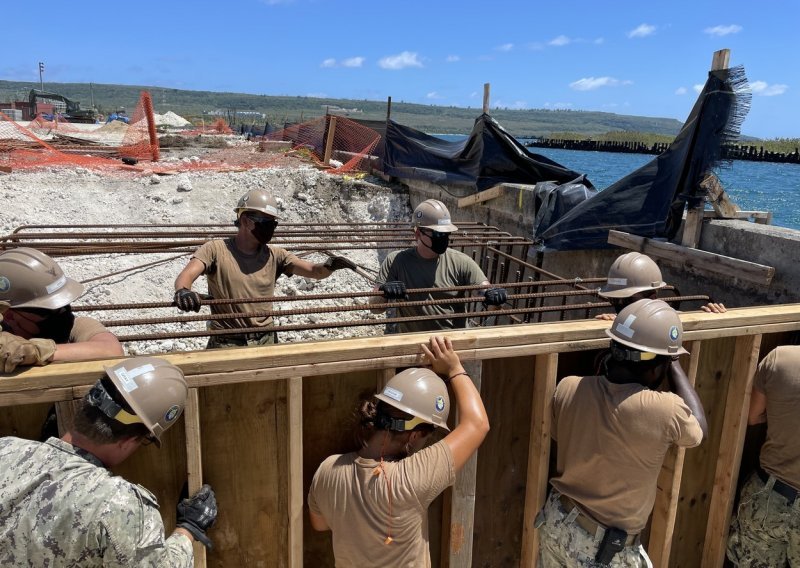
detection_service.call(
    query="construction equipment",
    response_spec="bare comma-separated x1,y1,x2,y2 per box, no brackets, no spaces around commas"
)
28,89,99,123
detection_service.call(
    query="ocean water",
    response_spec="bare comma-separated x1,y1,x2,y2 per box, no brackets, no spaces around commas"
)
433,135,800,231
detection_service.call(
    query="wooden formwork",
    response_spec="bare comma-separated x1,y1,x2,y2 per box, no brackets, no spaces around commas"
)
2,305,799,567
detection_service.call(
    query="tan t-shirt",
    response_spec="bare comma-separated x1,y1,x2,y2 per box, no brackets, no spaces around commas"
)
308,440,455,568
70,317,111,343
755,345,800,489
193,238,298,330
378,248,487,333
550,375,703,533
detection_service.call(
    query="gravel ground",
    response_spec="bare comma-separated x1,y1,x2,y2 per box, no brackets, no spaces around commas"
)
0,152,412,355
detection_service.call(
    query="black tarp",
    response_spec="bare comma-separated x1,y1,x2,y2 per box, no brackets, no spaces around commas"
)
535,66,750,250
383,114,593,192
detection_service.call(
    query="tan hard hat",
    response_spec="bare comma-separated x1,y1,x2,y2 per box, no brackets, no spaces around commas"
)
375,367,450,431
598,252,666,299
104,357,188,446
234,189,280,219
605,299,689,357
412,199,458,233
0,247,84,310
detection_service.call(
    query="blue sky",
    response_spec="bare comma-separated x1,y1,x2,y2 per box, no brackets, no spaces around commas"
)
1,0,797,138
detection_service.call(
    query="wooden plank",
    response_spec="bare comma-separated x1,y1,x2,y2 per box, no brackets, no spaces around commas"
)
703,210,771,223
323,116,337,165
183,388,206,567
55,400,79,437
701,173,740,219
520,353,558,567
648,341,701,567
446,360,482,567
483,83,490,114
711,48,731,71
608,230,775,286
681,208,705,248
702,333,763,567
457,185,503,208
287,377,304,568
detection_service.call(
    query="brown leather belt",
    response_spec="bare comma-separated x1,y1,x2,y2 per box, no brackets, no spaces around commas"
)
558,494,640,546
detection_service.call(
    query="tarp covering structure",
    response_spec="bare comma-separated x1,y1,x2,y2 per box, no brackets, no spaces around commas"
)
383,114,593,192
535,66,751,251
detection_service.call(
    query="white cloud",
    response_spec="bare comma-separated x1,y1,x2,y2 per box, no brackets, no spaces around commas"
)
446,55,460,63
321,58,336,68
675,87,688,95
628,24,656,38
704,24,742,37
378,51,423,70
341,57,365,68
549,35,571,47
750,81,789,96
496,43,514,52
693,84,704,94
494,100,528,110
594,37,605,45
426,91,443,99
569,77,631,91
306,92,327,98
544,102,573,109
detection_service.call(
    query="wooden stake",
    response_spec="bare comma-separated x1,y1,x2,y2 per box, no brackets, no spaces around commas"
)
184,388,206,567
323,116,337,165
287,377,304,568
483,83,490,114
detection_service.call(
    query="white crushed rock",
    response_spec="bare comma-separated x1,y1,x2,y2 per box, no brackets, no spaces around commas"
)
154,111,192,128
0,163,411,355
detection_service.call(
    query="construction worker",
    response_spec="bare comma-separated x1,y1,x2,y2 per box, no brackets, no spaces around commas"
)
727,345,800,566
595,251,726,321
539,299,707,567
0,247,123,373
369,199,507,333
0,357,218,565
308,335,489,566
174,189,356,347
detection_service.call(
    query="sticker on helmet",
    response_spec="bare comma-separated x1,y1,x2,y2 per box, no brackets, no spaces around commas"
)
607,277,627,286
45,274,66,294
113,368,139,393
0,276,10,293
165,405,180,422
669,325,680,341
615,314,637,339
437,218,452,225
265,205,278,216
382,386,403,402
416,211,423,218
435,396,445,412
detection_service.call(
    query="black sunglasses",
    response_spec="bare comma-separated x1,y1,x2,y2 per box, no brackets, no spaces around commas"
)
247,215,278,227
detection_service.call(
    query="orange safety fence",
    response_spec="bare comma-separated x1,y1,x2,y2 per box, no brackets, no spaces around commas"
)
1,93,381,176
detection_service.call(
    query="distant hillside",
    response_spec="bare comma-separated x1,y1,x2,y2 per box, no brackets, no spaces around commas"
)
0,79,685,138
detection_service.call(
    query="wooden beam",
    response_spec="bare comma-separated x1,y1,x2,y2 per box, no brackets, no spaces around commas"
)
703,209,772,224
458,185,503,208
445,360,482,567
702,333,762,567
520,353,558,567
287,377,304,568
482,83,490,114
711,48,731,71
701,173,740,219
648,341,701,567
608,230,775,286
323,116,337,165
183,388,206,567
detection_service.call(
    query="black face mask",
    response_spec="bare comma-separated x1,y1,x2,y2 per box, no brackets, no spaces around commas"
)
249,217,278,245
4,305,76,344
427,232,450,255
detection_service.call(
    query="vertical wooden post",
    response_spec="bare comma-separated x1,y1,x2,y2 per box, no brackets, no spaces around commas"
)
648,341,701,567
323,115,337,165
287,377,304,568
681,48,730,248
520,353,558,568
55,400,78,437
386,96,392,124
378,368,395,392
482,83,490,114
445,360,482,567
183,388,206,567
702,333,762,567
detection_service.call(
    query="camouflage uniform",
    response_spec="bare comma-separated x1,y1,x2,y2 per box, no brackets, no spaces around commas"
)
206,330,276,349
727,473,800,566
538,492,653,568
0,436,193,567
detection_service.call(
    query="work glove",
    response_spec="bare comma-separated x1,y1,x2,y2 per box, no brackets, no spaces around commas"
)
379,281,407,300
0,300,9,322
0,332,57,373
174,288,202,312
323,256,357,272
482,287,508,307
176,484,218,549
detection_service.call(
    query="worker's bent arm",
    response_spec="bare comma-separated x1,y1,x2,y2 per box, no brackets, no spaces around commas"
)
748,387,767,425
51,332,124,363
421,336,490,472
175,258,206,291
669,359,709,439
289,259,334,280
309,511,330,531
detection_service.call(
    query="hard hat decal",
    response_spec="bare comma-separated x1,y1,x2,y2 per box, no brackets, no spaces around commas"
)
265,205,279,216
124,363,156,380
165,405,180,422
607,278,627,286
114,368,139,393
669,326,679,341
0,276,9,293
435,396,445,412
45,274,67,294
437,218,452,225
615,314,637,339
416,211,423,218
382,386,404,402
